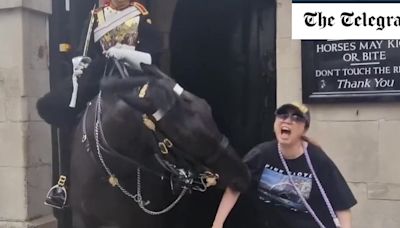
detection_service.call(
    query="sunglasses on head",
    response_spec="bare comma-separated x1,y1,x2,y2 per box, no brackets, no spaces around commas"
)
275,111,306,123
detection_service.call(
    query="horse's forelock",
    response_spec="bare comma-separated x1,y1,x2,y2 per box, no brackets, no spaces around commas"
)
100,76,153,93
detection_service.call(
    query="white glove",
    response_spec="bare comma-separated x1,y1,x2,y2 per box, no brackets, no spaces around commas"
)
72,56,92,77
69,56,92,108
105,44,152,71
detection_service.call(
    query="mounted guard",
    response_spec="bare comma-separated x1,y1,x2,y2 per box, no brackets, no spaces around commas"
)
39,0,163,209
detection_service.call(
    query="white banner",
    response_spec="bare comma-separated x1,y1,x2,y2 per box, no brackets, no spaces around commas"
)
292,3,400,40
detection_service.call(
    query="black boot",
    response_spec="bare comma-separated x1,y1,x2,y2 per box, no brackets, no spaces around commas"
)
44,175,68,209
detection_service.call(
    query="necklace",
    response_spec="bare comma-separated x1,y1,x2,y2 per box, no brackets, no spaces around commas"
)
278,143,341,228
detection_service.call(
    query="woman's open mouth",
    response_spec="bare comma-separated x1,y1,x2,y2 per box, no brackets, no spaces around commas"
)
280,126,291,139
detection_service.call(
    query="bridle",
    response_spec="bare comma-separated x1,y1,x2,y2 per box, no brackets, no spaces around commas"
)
80,81,227,215
139,83,227,191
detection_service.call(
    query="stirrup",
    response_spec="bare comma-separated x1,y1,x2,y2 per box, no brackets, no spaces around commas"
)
44,175,68,209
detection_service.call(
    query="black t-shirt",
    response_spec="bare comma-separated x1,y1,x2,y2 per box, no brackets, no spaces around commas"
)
243,140,357,228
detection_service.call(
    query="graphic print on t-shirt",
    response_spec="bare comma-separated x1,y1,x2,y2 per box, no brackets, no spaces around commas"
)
258,163,313,212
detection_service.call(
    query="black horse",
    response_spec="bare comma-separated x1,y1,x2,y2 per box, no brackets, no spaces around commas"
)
68,67,250,228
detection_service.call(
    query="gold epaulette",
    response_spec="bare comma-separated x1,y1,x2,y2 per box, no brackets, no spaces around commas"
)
93,6,105,14
93,6,105,25
132,2,149,16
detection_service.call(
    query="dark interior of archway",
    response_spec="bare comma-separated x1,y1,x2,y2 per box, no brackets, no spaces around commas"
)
168,0,276,227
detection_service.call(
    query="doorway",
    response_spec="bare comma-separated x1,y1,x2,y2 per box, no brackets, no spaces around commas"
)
157,0,277,227
169,0,277,156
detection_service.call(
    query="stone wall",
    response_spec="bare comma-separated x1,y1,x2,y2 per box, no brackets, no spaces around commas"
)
276,0,400,227
0,0,56,227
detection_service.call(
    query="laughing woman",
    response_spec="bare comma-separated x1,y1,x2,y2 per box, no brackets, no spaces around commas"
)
212,102,357,228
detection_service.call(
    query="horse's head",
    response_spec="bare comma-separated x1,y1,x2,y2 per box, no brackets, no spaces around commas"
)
100,69,250,192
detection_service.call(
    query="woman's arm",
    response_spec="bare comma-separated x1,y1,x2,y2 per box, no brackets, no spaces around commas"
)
336,209,352,228
212,187,241,228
